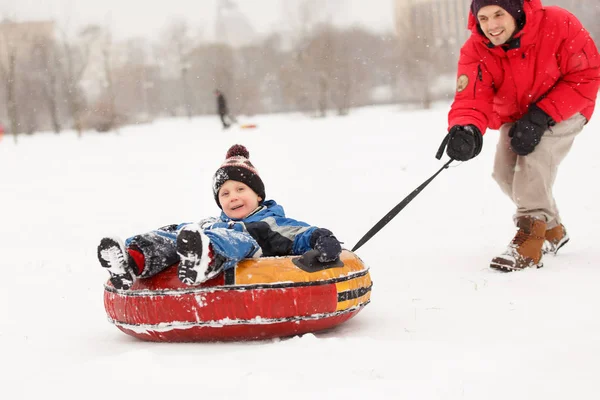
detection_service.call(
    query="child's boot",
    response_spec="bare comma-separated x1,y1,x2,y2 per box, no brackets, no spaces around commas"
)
490,216,546,272
177,225,210,285
177,225,226,285
97,237,135,289
543,224,569,255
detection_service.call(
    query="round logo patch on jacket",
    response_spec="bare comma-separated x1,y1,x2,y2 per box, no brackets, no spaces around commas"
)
456,75,469,92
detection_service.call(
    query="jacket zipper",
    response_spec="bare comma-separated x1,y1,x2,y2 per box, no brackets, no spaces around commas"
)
474,64,483,98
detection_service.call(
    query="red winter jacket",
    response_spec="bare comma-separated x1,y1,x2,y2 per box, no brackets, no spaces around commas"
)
448,0,600,134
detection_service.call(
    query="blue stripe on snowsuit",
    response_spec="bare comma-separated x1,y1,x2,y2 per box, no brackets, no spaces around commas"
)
203,228,261,270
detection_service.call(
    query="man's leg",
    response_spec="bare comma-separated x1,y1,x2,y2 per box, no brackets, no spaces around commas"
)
125,225,180,278
492,123,518,202
511,113,585,227
220,113,229,128
489,114,585,271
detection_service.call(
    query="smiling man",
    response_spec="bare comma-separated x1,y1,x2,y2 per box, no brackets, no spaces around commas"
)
436,0,600,271
475,2,519,46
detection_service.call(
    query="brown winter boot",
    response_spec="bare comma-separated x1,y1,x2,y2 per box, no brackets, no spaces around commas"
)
542,224,569,255
490,216,547,272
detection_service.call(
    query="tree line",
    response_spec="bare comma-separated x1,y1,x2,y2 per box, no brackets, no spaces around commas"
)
0,16,464,142
1,0,598,143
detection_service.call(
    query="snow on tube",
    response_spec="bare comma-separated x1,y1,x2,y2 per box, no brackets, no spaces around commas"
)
104,250,372,342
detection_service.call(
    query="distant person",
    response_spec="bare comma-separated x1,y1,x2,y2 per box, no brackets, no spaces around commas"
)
215,89,236,129
436,0,600,271
97,144,342,289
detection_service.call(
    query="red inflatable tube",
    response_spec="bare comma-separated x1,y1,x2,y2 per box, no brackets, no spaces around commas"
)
104,250,372,342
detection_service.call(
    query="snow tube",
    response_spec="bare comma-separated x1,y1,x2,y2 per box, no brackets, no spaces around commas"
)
104,250,372,342
240,123,257,129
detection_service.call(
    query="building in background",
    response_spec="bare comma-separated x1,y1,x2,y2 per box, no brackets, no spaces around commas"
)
395,0,598,47
391,0,471,105
545,0,599,41
215,0,257,47
0,19,55,47
0,20,57,135
395,0,471,54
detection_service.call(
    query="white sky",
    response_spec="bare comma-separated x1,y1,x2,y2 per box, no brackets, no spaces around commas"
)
0,0,396,40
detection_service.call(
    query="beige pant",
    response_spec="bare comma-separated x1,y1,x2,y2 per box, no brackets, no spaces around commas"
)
492,113,587,229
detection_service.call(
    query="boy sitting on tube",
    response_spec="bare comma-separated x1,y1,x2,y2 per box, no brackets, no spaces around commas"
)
97,144,342,289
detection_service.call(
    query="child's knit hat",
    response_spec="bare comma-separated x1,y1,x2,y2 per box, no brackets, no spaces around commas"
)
213,144,265,208
471,0,524,22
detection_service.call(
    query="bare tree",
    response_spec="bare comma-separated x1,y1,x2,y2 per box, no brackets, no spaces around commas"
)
80,25,124,133
231,34,289,115
373,34,405,104
0,22,21,141
395,17,444,109
31,35,62,133
279,0,332,116
255,34,290,113
60,24,101,136
186,42,235,115
2,1,495,135
97,28,119,132
327,28,371,115
283,24,373,117
160,20,196,119
278,55,312,112
17,63,44,135
306,25,335,117
107,38,158,123
234,44,264,115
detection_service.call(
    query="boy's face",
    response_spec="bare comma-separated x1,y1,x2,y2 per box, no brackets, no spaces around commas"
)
218,180,262,220
477,5,517,46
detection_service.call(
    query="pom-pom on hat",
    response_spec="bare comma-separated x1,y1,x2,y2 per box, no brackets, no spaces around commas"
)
213,144,265,208
471,0,524,23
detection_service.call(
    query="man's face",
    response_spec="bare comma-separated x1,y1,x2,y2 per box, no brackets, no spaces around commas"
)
477,5,517,46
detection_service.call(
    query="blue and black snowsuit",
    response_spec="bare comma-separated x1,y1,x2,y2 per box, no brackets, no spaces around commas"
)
125,200,320,278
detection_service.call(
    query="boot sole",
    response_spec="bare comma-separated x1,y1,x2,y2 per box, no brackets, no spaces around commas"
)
176,228,208,285
542,238,570,256
490,260,543,272
98,237,134,290
109,274,134,290
554,238,569,254
176,229,203,257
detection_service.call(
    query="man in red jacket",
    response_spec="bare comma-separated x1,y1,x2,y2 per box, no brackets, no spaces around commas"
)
437,0,600,271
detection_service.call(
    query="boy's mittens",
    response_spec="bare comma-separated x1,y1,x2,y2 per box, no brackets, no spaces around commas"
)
311,228,342,263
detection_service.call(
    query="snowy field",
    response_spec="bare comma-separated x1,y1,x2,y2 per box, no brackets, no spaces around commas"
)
1,103,599,399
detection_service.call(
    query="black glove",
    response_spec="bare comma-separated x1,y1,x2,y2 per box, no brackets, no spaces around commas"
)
509,104,554,156
310,228,342,263
436,125,483,161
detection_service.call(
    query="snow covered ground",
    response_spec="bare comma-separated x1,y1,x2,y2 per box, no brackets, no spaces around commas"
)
1,103,599,399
